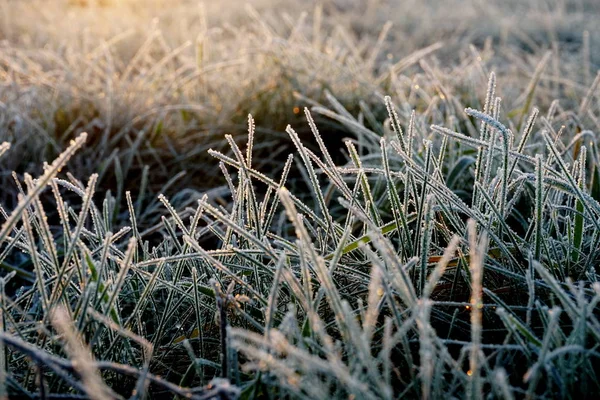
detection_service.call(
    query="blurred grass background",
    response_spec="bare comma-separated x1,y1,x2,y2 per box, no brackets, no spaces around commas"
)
1,0,598,229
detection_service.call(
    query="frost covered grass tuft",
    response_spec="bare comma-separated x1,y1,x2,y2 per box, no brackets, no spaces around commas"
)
1,0,600,399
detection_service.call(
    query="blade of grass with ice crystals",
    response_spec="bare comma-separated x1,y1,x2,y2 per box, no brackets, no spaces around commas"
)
347,140,382,226
49,179,71,250
423,236,460,298
157,193,189,237
305,108,352,195
191,268,205,376
480,101,500,208
385,96,406,152
0,132,87,245
126,191,140,261
381,138,412,258
542,130,600,231
508,108,538,180
534,155,544,260
296,237,314,313
416,299,434,400
473,73,496,208
572,148,586,264
468,220,486,400
27,183,60,273
363,262,384,345
22,207,49,316
406,110,416,158
413,140,433,253
75,270,96,332
84,233,112,324
312,106,381,144
286,125,333,238
419,195,435,296
101,237,136,325
306,148,353,200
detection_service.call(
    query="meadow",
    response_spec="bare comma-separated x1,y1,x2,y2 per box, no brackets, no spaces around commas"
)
1,0,600,398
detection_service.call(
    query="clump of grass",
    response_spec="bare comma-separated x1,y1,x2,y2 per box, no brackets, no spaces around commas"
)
1,66,600,398
1,1,600,398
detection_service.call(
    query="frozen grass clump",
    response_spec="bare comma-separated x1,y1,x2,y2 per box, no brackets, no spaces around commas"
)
1,0,600,398
1,71,600,398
